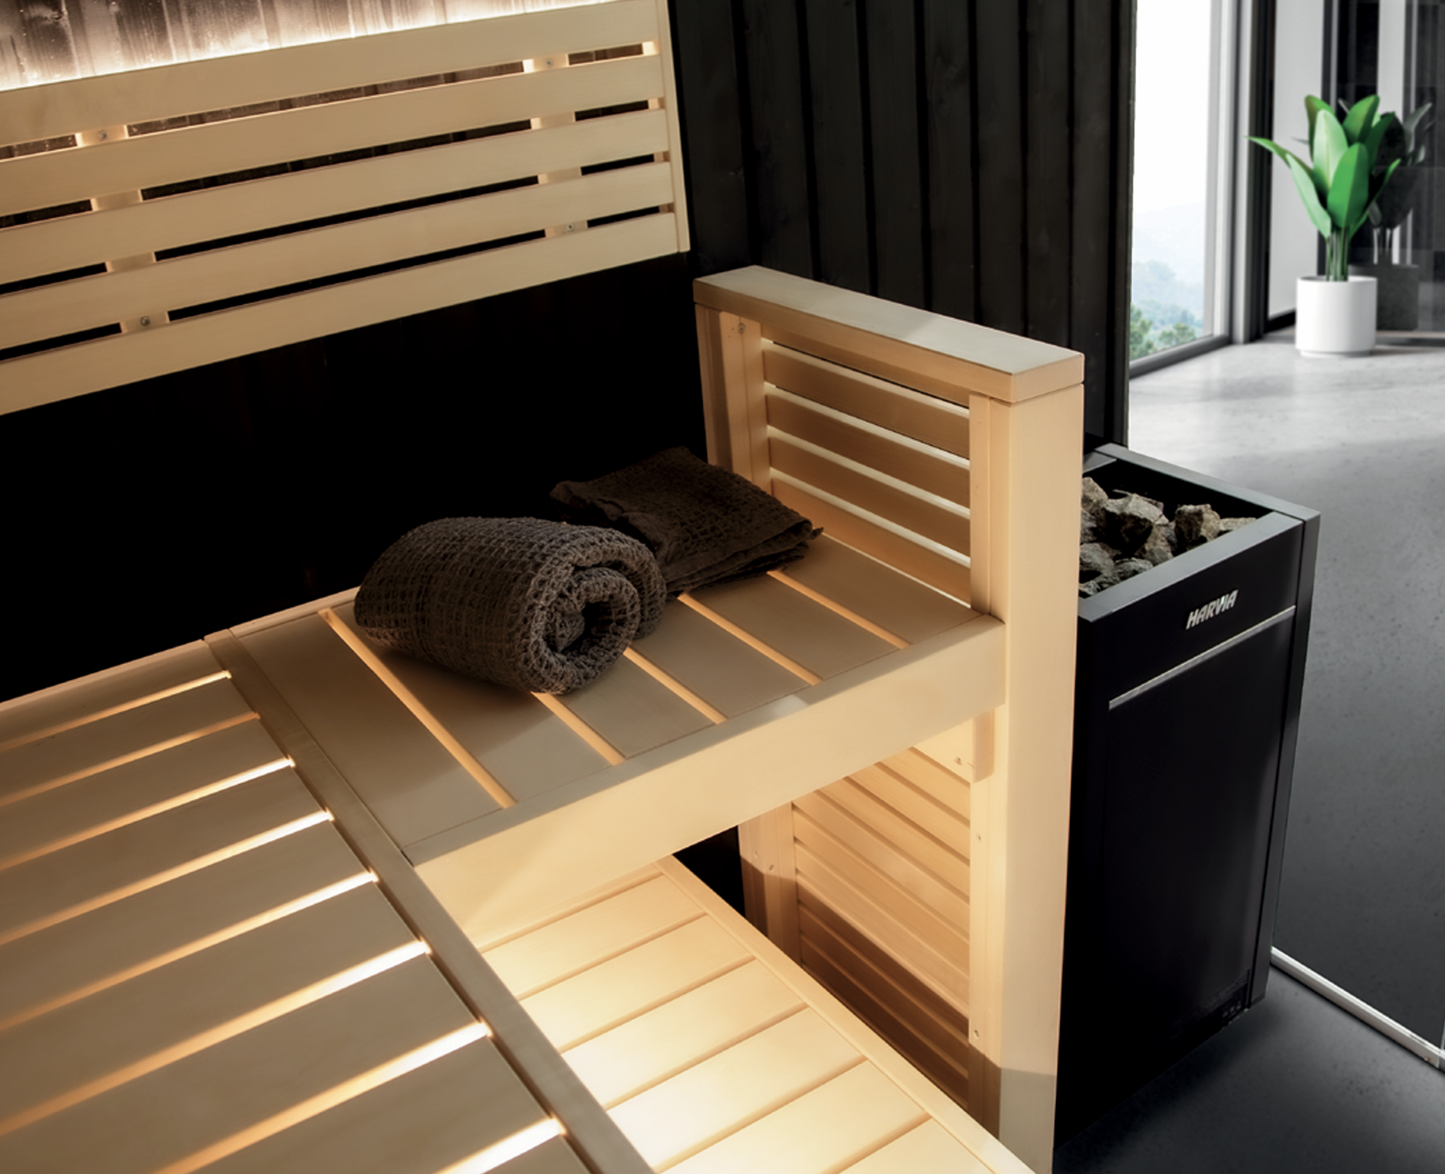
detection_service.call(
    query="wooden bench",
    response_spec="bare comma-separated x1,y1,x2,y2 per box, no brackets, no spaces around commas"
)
0,5,1082,1171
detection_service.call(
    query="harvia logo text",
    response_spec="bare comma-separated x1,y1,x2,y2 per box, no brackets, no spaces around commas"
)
1186,590,1238,629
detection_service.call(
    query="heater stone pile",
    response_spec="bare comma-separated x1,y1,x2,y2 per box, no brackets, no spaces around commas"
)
1080,476,1254,597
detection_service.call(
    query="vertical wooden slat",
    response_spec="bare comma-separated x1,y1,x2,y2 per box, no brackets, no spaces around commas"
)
801,0,871,294
972,3,1025,337
921,0,977,321
737,0,814,277
863,0,926,308
668,0,750,273
1023,0,1072,348
1072,0,1132,443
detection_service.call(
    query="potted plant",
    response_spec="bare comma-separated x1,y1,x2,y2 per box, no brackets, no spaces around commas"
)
1250,95,1400,356
1350,103,1433,331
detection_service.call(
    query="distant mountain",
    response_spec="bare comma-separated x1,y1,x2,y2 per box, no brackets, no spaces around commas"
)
1133,201,1208,285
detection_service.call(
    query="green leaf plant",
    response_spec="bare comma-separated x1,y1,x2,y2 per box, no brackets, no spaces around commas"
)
1249,95,1401,280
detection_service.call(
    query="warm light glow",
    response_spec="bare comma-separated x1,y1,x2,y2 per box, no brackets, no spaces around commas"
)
766,571,910,650
146,1023,492,1174
319,608,517,809
0,0,612,92
0,757,293,873
621,649,727,724
0,711,260,811
530,693,625,766
436,1119,565,1174
0,870,376,1035
676,594,821,685
0,940,429,1137
0,671,233,755
0,810,332,949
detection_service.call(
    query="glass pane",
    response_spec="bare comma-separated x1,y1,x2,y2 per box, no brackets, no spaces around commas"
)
1268,0,1327,318
1131,0,1218,361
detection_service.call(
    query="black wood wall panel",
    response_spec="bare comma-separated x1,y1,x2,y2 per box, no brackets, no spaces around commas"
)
672,0,1133,445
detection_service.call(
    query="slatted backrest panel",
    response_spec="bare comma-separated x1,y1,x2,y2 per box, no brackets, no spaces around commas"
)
0,644,633,1174
760,339,973,602
0,0,686,414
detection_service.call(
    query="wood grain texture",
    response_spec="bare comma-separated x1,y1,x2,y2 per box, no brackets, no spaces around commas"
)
0,0,664,144
762,340,970,458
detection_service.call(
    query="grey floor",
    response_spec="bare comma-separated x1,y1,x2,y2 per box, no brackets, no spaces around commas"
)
1056,331,1445,1170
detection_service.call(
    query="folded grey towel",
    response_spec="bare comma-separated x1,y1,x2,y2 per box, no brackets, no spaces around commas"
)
354,517,665,694
550,447,818,594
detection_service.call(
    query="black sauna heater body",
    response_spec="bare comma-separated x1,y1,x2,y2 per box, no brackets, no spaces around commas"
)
1054,444,1321,1144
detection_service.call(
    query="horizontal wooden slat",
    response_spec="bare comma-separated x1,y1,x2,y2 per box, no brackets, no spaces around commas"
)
763,341,970,458
629,598,803,718
327,603,606,805
883,746,971,819
695,266,1084,405
0,770,323,945
2,54,666,216
0,822,364,1031
191,1038,551,1174
0,719,287,870
767,390,969,506
795,787,968,915
0,957,476,1174
0,882,415,1127
773,481,971,603
771,536,971,646
2,213,680,415
798,910,971,1107
0,679,255,806
794,818,967,963
0,643,221,754
2,108,671,284
796,844,968,1010
2,161,675,350
844,1121,995,1174
770,436,970,554
686,573,894,681
606,1010,862,1169
666,1061,927,1174
237,613,500,846
847,761,971,850
551,654,714,761
0,1,662,145
482,874,699,998
561,961,801,1108
522,916,751,1051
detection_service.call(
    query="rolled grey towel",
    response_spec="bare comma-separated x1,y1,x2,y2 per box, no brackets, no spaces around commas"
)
550,447,818,594
354,517,665,694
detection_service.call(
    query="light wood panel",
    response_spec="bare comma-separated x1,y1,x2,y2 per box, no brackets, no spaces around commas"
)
2,108,671,284
695,266,1083,405
767,389,970,506
0,1,665,144
762,340,971,458
3,164,675,350
770,435,970,552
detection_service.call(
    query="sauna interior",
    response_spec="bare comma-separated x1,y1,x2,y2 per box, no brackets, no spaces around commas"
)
0,3,1087,1173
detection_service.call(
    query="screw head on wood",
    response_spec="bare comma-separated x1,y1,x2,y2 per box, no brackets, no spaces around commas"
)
139,316,151,326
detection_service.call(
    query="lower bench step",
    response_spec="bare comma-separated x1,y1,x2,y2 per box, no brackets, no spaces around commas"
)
473,857,1028,1174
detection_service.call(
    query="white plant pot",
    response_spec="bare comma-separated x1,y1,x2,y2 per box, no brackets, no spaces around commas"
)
1295,275,1376,358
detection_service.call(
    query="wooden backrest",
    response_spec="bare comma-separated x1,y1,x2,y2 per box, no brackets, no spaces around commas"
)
0,0,686,415
694,266,1083,608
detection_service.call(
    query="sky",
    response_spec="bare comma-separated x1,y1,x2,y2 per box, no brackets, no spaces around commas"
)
1132,0,1214,215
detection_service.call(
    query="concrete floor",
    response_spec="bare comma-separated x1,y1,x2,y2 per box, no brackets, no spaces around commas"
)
1054,332,1445,1171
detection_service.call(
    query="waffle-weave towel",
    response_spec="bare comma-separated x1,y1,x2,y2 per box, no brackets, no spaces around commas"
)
550,447,817,594
355,517,665,694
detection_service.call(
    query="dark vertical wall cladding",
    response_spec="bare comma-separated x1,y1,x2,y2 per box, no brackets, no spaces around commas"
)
671,0,1134,447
